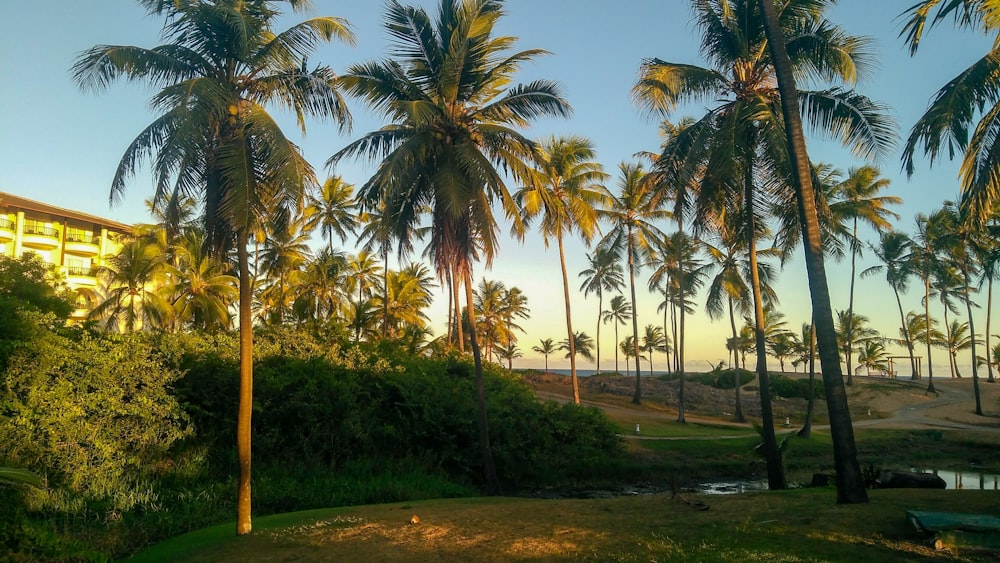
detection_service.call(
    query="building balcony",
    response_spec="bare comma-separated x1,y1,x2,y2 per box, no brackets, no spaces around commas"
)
21,224,60,249
63,233,101,256
0,218,14,242
64,265,99,286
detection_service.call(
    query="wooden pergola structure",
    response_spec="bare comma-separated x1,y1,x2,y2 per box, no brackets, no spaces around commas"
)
886,355,922,379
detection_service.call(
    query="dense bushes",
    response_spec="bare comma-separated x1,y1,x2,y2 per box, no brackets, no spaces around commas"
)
769,374,825,400
658,368,756,389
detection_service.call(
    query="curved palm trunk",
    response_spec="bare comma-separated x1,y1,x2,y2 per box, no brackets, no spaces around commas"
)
745,173,785,491
557,234,580,404
759,0,867,503
628,228,643,405
728,297,743,422
961,266,983,414
845,219,859,385
924,275,937,393
464,268,499,494
893,285,918,379
236,233,253,535
987,275,995,383
799,321,817,438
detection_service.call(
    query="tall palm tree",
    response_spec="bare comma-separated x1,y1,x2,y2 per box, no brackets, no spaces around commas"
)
579,247,624,376
862,231,917,378
298,248,349,323
912,213,944,393
373,262,435,339
518,135,609,404
305,176,359,252
978,215,1000,383
902,310,944,379
602,294,632,373
74,0,354,533
759,0,888,502
598,162,670,404
474,278,508,362
900,1,1000,223
532,338,557,373
836,310,880,377
830,165,900,383
499,286,530,371
258,213,313,325
329,0,571,494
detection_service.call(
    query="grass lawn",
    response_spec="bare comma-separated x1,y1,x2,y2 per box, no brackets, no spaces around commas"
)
131,488,999,562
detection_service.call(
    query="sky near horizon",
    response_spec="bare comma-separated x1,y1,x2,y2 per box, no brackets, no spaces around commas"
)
0,1,994,374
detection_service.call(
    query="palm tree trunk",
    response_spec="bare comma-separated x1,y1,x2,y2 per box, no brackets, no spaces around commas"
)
628,228,643,405
729,297,743,423
595,292,603,375
557,234,580,404
893,286,918,379
799,321,817,438
382,248,389,339
236,232,253,535
464,268,499,494
745,169,785,491
678,284,687,423
445,266,453,346
962,267,983,414
845,219,859,385
943,304,956,378
614,322,620,373
759,0,867,503
924,275,937,393
454,265,464,353
987,275,995,383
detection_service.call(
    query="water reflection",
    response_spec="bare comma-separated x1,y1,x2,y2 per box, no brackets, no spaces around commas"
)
912,469,1000,490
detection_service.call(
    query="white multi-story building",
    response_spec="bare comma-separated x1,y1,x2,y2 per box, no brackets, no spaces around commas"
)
0,191,131,321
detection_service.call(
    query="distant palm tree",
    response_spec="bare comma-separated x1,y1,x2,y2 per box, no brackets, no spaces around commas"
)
602,295,631,373
560,331,595,363
640,324,669,374
831,165,900,383
621,335,639,373
167,229,237,332
939,319,977,379
579,247,624,376
91,236,171,332
258,214,313,325
857,340,890,376
347,252,382,342
298,248,349,323
862,231,917,379
330,0,570,495
598,162,670,404
519,135,609,402
306,176,359,252
532,338,557,373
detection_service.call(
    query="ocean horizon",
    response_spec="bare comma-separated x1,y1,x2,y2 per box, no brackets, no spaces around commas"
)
540,368,674,377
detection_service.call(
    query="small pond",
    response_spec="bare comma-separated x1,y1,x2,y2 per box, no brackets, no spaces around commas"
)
694,469,1000,495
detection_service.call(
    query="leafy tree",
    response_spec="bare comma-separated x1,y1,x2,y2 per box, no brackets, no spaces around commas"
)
73,0,354,532
518,135,609,403
0,254,73,368
330,0,570,494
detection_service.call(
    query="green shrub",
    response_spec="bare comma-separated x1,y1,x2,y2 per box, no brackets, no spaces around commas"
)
768,374,824,400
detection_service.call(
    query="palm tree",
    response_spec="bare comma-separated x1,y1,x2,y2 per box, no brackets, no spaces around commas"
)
862,231,917,379
74,0,354,533
560,331,595,363
258,213,313,325
602,295,631,374
499,286,530,371
329,0,571,494
940,319,977,379
832,165,901,383
900,1,1000,223
598,162,670,404
579,247,624,376
474,278,507,362
518,135,609,403
640,324,669,374
857,340,890,376
298,248,349,323
373,263,435,339
90,236,171,332
346,251,383,341
306,176,359,252
532,338,557,373
901,310,944,380
167,229,238,332
978,216,1000,383
621,335,639,373
757,0,888,502
836,311,880,377
912,213,944,393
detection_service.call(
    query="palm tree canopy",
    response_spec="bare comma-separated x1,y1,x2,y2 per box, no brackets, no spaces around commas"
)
329,0,571,275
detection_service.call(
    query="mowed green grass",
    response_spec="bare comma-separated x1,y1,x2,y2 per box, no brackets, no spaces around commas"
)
132,489,1000,562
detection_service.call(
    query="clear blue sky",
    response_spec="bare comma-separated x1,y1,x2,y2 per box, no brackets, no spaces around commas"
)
0,1,991,373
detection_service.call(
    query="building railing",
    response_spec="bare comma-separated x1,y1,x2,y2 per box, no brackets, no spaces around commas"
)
0,218,14,231
66,265,99,277
65,232,101,244
23,224,59,237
